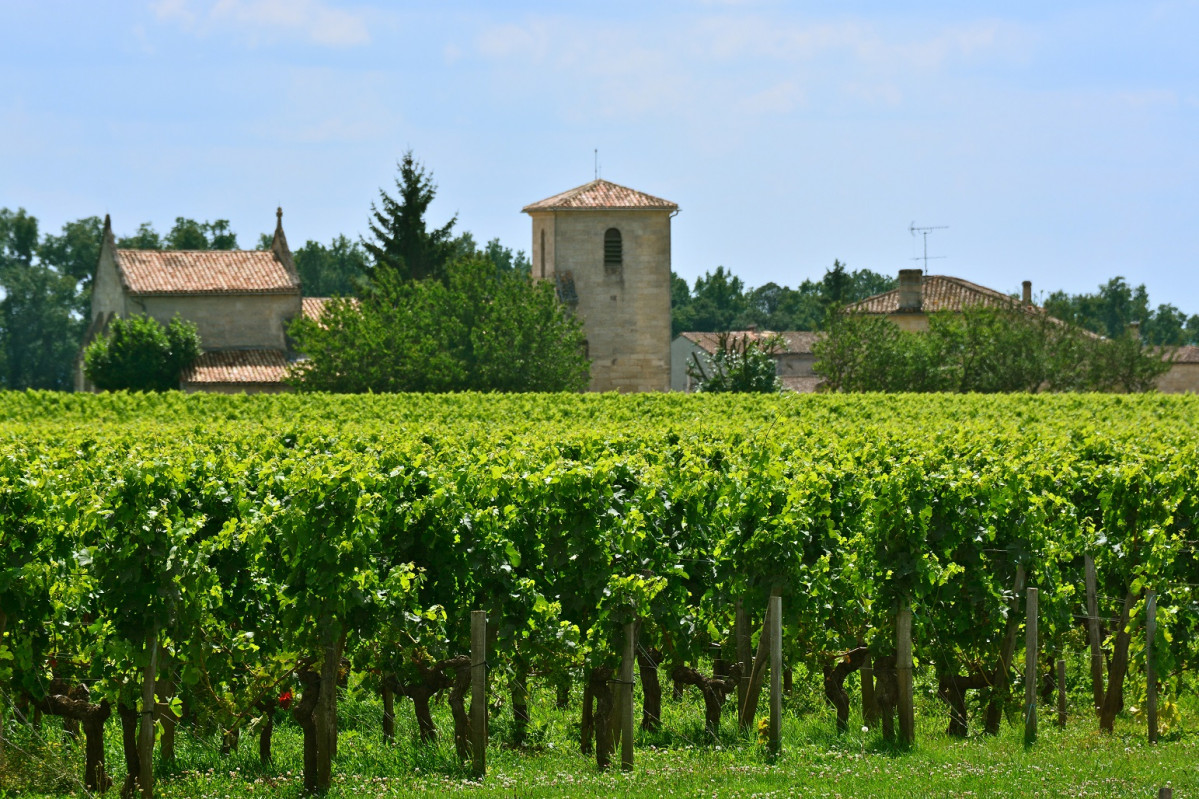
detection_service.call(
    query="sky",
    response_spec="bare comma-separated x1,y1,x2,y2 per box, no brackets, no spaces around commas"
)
2,1,1197,310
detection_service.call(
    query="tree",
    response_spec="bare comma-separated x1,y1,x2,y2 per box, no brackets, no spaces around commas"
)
83,314,201,391
292,236,369,297
287,257,588,393
0,208,86,390
686,332,782,393
364,151,458,282
814,305,1171,393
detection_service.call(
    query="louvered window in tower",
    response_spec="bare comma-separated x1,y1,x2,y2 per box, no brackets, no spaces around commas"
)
603,228,622,275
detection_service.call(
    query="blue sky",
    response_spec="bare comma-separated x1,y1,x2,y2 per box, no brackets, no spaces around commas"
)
3,1,1197,309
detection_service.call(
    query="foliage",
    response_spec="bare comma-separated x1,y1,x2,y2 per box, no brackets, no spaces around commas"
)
0,209,87,390
83,314,201,391
814,305,1172,393
1044,276,1199,346
364,150,459,282
291,235,370,297
287,257,589,393
686,331,783,393
672,261,897,336
118,217,239,251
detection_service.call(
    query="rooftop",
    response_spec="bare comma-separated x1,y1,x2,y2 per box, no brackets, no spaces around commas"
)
678,330,822,355
115,249,299,296
844,275,1028,314
522,179,678,212
182,349,290,385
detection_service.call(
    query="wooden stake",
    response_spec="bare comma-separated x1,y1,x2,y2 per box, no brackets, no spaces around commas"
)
860,654,877,724
1085,555,1104,713
768,595,782,756
735,599,752,718
1056,658,1067,728
1147,591,1158,745
138,624,158,799
1024,587,1038,745
620,622,636,771
471,611,487,778
896,600,914,746
1158,788,1173,799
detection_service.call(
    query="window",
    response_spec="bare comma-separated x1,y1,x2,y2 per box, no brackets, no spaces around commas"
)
603,228,622,275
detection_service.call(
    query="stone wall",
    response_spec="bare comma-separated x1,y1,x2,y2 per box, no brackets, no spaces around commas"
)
532,209,672,393
135,293,300,351
1156,363,1199,394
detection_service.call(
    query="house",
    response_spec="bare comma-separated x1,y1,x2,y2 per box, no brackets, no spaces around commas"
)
847,269,1199,393
523,179,676,393
77,209,332,393
672,330,824,393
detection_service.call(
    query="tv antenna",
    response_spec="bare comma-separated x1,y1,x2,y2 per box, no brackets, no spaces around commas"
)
909,222,947,272
594,149,600,180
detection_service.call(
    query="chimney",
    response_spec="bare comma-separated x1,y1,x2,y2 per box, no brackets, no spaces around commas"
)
1128,320,1141,341
1022,280,1032,305
898,269,923,312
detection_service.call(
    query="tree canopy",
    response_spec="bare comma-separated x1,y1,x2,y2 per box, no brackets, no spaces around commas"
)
287,257,589,393
671,260,897,336
83,314,201,392
814,305,1171,393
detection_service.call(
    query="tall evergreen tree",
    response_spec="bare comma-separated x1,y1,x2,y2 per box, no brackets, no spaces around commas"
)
364,151,458,282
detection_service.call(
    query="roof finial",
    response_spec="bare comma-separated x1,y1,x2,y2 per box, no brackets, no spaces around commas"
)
276,206,283,225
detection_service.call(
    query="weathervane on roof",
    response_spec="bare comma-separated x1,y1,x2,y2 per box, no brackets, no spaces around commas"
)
909,222,948,273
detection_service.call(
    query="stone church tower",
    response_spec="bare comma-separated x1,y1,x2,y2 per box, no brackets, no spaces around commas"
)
523,179,677,392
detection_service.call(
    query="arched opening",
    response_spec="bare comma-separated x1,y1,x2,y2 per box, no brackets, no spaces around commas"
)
603,228,622,275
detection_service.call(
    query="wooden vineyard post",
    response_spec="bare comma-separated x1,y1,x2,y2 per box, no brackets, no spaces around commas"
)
620,622,636,771
1085,555,1104,713
138,624,159,798
768,595,782,757
1024,587,1038,745
471,610,487,778
1147,591,1158,745
896,600,914,746
1056,658,1067,729
1159,788,1173,799
735,599,752,718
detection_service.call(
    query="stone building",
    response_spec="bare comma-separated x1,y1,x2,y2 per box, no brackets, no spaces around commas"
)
77,209,328,393
672,330,824,393
523,179,676,392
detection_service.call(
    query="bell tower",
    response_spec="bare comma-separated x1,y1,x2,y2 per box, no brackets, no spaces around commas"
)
523,179,677,392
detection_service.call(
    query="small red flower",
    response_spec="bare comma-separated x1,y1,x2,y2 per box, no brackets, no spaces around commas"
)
278,690,293,709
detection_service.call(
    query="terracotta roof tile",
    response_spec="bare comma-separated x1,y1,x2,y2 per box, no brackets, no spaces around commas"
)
844,275,1026,314
182,350,290,385
523,179,678,212
680,330,821,355
1167,345,1199,364
116,249,298,295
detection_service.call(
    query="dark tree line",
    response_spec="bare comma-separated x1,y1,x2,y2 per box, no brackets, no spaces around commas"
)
671,260,896,336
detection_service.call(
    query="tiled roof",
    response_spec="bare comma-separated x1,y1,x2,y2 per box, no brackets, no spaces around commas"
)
116,249,299,295
680,330,821,355
1167,345,1199,364
182,350,290,385
844,275,1025,314
523,179,678,212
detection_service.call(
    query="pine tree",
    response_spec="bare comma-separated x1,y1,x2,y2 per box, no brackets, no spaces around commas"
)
363,151,458,282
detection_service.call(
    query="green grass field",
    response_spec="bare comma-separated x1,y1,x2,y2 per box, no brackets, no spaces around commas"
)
5,669,1196,798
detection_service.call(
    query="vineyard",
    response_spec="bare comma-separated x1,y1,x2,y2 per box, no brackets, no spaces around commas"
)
1,391,1198,796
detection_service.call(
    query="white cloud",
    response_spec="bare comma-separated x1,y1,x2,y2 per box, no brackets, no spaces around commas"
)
150,0,370,47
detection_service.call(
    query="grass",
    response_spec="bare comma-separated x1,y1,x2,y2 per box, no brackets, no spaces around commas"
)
3,674,1196,798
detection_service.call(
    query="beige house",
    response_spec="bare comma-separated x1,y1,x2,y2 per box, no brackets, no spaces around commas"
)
77,209,329,393
672,330,824,393
847,269,1199,393
523,179,676,393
